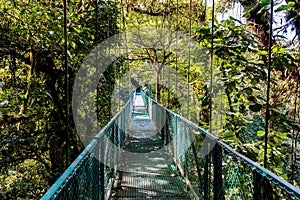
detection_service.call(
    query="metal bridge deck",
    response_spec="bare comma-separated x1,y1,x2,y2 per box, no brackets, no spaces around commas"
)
110,93,190,199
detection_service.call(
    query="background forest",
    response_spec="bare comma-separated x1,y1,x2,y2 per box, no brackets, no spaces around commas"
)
0,0,299,199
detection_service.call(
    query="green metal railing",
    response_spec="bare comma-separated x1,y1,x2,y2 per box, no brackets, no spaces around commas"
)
41,97,132,200
141,91,300,200
42,90,300,199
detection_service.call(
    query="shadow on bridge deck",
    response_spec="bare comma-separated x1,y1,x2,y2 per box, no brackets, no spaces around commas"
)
110,94,191,199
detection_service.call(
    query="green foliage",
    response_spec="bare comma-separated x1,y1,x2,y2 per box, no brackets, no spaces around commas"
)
0,160,49,199
196,14,300,187
275,2,295,13
0,0,119,198
1,0,300,197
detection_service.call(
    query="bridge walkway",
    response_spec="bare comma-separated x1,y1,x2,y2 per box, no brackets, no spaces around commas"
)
111,93,191,199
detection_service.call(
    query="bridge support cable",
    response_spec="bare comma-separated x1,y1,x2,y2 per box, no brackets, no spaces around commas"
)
95,0,101,133
204,0,216,198
175,0,179,98
264,0,274,169
63,0,69,167
186,0,192,120
291,80,299,183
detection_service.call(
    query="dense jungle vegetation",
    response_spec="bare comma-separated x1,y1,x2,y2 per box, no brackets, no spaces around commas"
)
0,0,299,199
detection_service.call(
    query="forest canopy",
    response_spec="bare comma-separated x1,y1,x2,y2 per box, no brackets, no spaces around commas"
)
0,0,299,199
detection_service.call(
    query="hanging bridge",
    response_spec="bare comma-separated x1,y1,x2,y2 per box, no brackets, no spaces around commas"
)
41,89,300,200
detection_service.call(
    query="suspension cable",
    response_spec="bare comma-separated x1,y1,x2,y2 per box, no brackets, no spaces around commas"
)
95,0,99,42
209,0,215,135
63,0,69,167
118,0,122,111
95,0,100,132
291,41,299,181
207,1,215,199
167,0,171,108
204,0,207,19
264,0,274,169
175,0,178,98
292,80,298,182
120,0,129,96
187,0,192,119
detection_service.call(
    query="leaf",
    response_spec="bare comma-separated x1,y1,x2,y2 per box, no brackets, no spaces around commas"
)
272,46,279,53
275,167,283,173
70,41,76,49
221,131,238,142
20,8,26,15
243,3,259,18
244,87,253,96
257,130,265,137
247,95,255,102
249,103,262,112
288,1,296,7
273,34,288,40
275,2,295,12
18,94,25,99
73,27,80,33
229,16,242,25
278,47,285,54
257,50,268,56
277,132,287,139
260,0,270,7
269,107,284,115
60,38,65,45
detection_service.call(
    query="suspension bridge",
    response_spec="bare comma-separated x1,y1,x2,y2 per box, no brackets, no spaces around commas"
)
41,88,300,199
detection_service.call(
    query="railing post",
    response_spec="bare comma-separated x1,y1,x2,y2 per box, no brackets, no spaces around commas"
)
204,154,210,200
253,171,274,200
98,137,105,200
174,115,178,163
191,142,202,196
161,118,165,143
184,152,189,178
213,144,223,200
94,141,100,200
176,116,180,163
253,170,262,200
183,126,189,178
165,113,169,145
113,122,117,173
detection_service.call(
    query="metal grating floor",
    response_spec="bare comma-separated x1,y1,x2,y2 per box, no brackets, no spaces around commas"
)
110,96,190,199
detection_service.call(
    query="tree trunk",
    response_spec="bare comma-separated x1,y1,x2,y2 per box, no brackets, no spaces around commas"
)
156,65,162,103
238,0,270,48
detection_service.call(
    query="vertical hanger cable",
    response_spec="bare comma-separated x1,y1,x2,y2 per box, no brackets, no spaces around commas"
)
264,0,274,169
187,0,192,119
63,0,69,167
209,0,215,134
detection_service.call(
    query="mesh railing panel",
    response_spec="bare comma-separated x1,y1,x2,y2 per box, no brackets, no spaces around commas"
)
41,140,99,200
41,97,132,200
